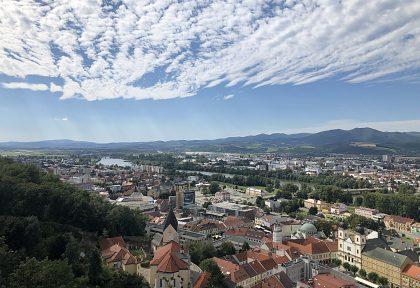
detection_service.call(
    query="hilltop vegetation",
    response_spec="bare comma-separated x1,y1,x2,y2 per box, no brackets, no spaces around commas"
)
0,158,149,288
1,128,420,155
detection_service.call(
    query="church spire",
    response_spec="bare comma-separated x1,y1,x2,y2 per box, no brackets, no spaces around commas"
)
163,206,178,231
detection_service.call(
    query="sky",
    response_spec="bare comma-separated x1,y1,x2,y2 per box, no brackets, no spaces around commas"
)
0,0,420,142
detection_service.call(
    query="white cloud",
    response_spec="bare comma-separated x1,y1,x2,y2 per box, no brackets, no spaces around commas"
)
54,117,68,121
223,94,234,100
0,0,419,101
2,82,49,91
50,83,63,93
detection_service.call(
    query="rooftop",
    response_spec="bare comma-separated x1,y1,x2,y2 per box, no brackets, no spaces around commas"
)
363,247,409,268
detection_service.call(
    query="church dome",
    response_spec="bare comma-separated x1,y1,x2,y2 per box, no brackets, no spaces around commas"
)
299,223,317,235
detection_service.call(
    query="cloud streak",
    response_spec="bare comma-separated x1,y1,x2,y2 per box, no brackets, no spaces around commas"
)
2,82,49,91
223,94,234,100
1,0,420,101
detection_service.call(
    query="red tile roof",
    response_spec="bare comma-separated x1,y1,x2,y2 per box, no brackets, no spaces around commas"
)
99,236,126,251
384,215,415,224
402,264,420,281
312,274,357,288
150,241,188,273
194,272,211,288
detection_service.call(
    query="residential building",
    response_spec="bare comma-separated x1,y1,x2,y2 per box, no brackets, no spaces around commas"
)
99,236,138,275
401,264,420,288
214,190,230,202
304,199,331,212
209,202,255,219
298,273,357,288
362,247,413,288
384,215,415,235
246,187,267,197
354,207,379,219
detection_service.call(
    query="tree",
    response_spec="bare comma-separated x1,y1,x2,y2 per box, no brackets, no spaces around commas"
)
354,196,363,206
368,272,379,283
203,201,212,209
342,262,351,271
282,183,299,194
240,241,250,252
358,268,367,278
209,182,221,194
106,206,146,236
314,220,333,237
199,259,224,288
189,241,217,265
88,249,103,285
349,265,359,275
308,206,318,215
217,242,236,257
9,258,78,288
331,258,341,267
378,276,388,286
105,271,150,288
255,196,265,208
398,183,415,194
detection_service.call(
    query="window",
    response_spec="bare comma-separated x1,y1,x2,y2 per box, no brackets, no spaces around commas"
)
347,246,351,251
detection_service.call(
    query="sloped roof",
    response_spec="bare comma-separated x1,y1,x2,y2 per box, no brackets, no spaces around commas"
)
157,252,189,273
99,236,126,251
194,272,211,288
163,207,178,231
313,273,357,288
150,241,188,273
101,243,137,265
402,264,420,281
363,247,409,268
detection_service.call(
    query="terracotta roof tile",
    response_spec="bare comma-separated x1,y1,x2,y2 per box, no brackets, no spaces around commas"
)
402,264,420,281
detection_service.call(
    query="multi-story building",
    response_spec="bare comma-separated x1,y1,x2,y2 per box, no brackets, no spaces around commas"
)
99,236,139,275
209,202,255,219
337,227,366,268
362,247,412,288
384,215,415,235
245,187,266,197
304,199,331,212
401,264,420,288
354,207,379,219
214,190,230,202
175,189,195,209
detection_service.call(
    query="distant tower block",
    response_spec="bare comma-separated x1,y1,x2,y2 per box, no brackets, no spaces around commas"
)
273,225,283,243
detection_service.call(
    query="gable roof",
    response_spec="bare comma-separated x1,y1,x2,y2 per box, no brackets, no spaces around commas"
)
101,243,137,266
363,247,410,268
150,241,188,273
99,236,126,251
402,264,420,281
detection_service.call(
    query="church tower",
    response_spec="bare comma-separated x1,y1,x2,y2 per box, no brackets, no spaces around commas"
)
162,207,179,245
273,224,282,244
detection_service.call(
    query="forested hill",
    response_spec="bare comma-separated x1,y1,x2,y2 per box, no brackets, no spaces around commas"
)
0,157,150,288
1,128,420,155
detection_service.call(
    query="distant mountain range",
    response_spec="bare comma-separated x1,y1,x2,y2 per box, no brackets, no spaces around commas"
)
1,128,420,155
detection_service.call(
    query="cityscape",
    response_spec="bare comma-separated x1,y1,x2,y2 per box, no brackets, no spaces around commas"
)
1,1,420,288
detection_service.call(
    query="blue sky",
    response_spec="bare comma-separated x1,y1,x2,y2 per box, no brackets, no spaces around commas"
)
1,0,420,142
